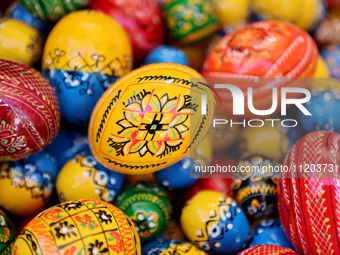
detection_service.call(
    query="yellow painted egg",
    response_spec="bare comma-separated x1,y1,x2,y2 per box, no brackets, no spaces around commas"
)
88,63,215,174
12,199,141,255
239,122,289,162
251,0,325,31
56,152,124,203
180,190,250,254
0,19,43,66
313,56,331,78
42,10,133,127
0,151,58,218
212,0,249,25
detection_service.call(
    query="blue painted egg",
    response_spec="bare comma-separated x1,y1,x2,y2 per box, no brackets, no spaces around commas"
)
44,127,90,171
155,157,197,189
7,2,52,38
181,190,251,254
143,45,189,66
320,44,340,78
250,220,295,250
298,90,340,133
0,150,57,217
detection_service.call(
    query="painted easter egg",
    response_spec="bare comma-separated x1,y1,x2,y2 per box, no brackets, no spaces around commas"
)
91,0,166,64
19,0,90,22
237,245,298,255
278,131,340,255
44,127,90,171
180,190,250,254
0,150,57,217
251,0,325,31
12,199,141,254
0,58,60,161
0,209,15,255
203,20,318,78
0,19,43,66
163,0,219,44
6,2,52,38
143,46,189,66
56,152,124,203
203,20,318,118
239,122,289,162
250,220,294,250
320,44,340,78
88,63,215,174
298,79,340,133
116,182,172,242
233,155,278,221
142,239,208,255
212,0,249,25
42,10,132,127
155,157,197,189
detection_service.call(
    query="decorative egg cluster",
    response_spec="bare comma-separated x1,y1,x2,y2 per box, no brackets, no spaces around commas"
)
0,0,339,255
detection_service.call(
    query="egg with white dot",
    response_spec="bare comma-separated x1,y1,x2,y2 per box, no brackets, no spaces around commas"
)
143,45,189,66
297,79,340,133
56,152,124,203
0,150,57,217
249,220,295,250
155,157,198,189
181,190,250,254
116,182,172,242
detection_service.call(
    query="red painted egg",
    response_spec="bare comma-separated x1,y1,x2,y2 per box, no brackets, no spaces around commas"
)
238,244,298,255
91,0,166,64
202,20,318,118
278,131,340,255
0,59,60,161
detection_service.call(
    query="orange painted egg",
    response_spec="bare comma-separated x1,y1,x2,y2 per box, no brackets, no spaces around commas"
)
12,199,141,255
88,63,215,174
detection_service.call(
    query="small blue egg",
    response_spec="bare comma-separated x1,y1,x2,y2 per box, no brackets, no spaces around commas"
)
143,45,189,66
250,220,295,250
298,90,340,133
155,157,197,189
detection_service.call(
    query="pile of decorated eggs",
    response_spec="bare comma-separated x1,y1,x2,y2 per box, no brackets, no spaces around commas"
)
1,0,340,255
